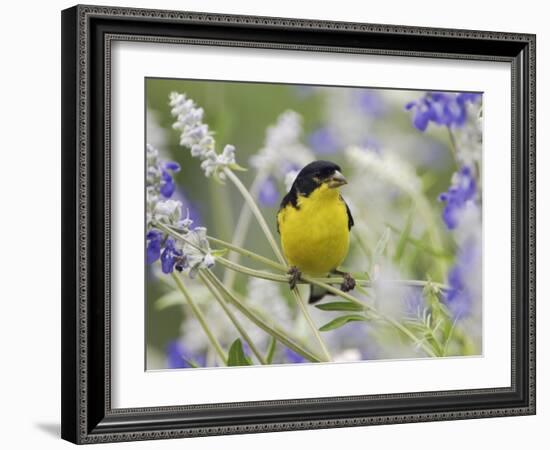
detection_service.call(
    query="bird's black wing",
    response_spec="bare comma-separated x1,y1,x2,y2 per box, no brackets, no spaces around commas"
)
342,196,354,230
277,187,299,234
279,187,298,210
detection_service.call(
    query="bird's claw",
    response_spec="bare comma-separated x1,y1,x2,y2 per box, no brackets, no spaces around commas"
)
288,266,302,290
340,273,356,292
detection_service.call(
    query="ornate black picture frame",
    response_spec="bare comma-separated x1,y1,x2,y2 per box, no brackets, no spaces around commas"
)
61,4,536,444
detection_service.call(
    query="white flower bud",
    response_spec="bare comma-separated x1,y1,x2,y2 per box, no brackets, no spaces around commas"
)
170,91,241,177
154,199,182,225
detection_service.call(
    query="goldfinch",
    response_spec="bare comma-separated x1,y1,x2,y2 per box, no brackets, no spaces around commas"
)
277,160,355,303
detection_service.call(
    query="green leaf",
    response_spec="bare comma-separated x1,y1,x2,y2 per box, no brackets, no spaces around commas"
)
315,301,365,312
265,336,277,364
319,314,368,332
210,248,229,257
228,163,248,172
394,211,413,263
212,171,227,185
352,231,372,261
373,227,391,261
227,339,252,366
386,222,453,259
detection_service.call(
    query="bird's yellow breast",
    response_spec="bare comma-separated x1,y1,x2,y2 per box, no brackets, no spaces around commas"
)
277,184,350,276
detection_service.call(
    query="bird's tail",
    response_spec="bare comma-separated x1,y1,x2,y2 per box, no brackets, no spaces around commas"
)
308,284,334,304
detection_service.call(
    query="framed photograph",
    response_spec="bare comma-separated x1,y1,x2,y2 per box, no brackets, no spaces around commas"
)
61,4,536,444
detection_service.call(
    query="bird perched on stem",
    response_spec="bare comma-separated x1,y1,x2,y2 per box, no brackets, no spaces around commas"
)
277,160,355,303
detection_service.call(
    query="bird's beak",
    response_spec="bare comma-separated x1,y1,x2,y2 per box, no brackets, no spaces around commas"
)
327,170,348,188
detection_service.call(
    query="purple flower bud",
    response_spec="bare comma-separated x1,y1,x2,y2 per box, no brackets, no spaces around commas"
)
160,238,182,274
163,161,181,172
284,348,306,364
405,92,480,132
146,229,162,263
439,165,477,230
354,90,387,117
308,127,340,155
159,170,176,198
258,177,279,207
444,242,480,319
413,108,431,132
166,340,206,369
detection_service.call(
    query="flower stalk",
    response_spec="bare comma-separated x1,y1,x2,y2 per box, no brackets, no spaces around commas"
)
222,170,266,288
298,275,437,357
171,272,228,365
207,233,449,290
202,270,325,363
223,168,285,262
223,167,332,362
198,271,267,364
446,126,460,167
160,221,440,357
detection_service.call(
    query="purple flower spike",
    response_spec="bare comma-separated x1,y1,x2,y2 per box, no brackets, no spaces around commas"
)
146,229,163,263
160,237,182,274
284,348,306,364
405,92,481,132
159,170,176,198
355,90,387,117
159,160,180,198
166,340,206,369
444,242,480,319
456,92,482,104
413,108,431,131
439,166,477,230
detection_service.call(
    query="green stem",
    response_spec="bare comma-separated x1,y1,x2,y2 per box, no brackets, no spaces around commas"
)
217,255,448,291
447,125,481,184
170,272,227,365
223,168,285,262
223,168,332,362
352,229,373,262
383,315,437,357
208,234,449,290
426,328,444,357
413,196,447,281
222,171,266,288
347,148,448,280
446,126,460,168
355,283,372,299
162,220,447,284
442,318,459,357
218,254,433,357
161,223,448,290
198,272,267,364
208,177,234,243
217,256,288,282
208,235,285,272
293,287,332,361
299,275,437,357
158,223,441,357
202,270,325,363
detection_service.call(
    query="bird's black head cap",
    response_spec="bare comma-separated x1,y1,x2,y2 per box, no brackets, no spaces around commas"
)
293,160,342,195
297,160,341,179
280,160,342,209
